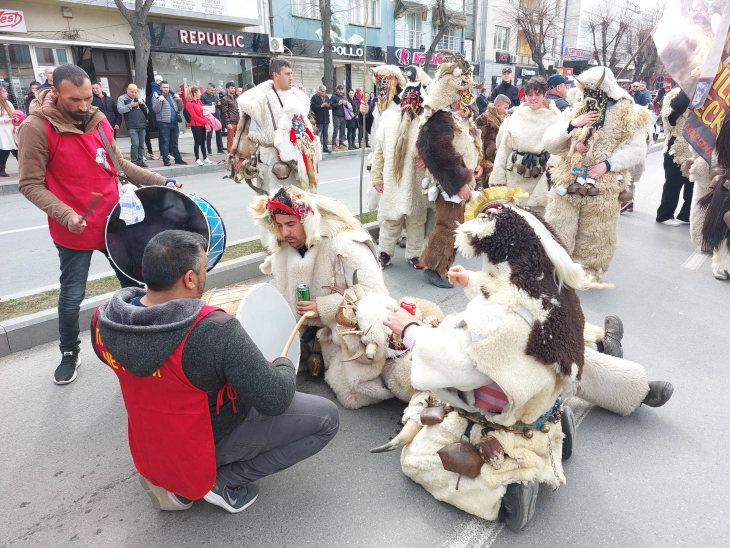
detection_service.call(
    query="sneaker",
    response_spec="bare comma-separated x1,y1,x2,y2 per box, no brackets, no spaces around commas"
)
195,159,204,166
204,481,259,514
218,149,225,154
174,159,188,165
54,351,80,385
642,381,674,408
204,158,213,165
146,154,159,161
138,475,193,511
500,480,539,532
379,251,392,268
138,162,149,168
163,159,171,167
660,219,680,226
620,201,633,213
408,257,424,269
677,219,690,225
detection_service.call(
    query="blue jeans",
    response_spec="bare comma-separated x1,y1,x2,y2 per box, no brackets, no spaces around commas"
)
128,127,146,164
157,122,182,162
55,244,141,353
214,392,339,488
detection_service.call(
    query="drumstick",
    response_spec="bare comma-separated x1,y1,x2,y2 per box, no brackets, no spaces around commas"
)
281,312,314,358
80,192,103,221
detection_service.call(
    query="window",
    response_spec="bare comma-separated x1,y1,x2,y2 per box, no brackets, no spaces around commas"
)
396,13,423,48
34,47,68,66
349,0,381,27
92,50,129,73
494,26,509,51
291,0,320,19
437,29,458,51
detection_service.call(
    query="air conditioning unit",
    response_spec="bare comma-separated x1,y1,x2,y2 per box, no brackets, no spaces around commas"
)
269,37,284,54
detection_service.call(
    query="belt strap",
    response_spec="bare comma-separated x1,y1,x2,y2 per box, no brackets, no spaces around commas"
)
96,125,137,187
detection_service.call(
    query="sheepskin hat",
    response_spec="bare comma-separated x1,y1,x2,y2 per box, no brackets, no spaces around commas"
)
423,50,482,112
373,64,407,87
573,66,632,102
250,186,368,253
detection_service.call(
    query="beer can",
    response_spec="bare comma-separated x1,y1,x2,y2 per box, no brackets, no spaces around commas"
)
297,284,310,301
399,298,417,315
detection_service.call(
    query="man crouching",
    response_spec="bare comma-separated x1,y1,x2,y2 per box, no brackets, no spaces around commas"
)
91,230,338,513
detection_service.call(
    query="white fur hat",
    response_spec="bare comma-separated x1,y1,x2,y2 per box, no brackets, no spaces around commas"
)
573,66,632,102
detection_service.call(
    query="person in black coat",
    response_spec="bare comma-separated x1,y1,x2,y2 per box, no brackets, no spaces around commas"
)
310,86,332,153
476,88,489,115
91,82,119,130
489,67,520,107
24,81,40,114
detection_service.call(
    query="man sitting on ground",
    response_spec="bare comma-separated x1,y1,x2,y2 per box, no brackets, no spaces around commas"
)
92,230,339,514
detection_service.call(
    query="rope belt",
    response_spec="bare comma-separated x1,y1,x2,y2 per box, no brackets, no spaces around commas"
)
454,399,564,438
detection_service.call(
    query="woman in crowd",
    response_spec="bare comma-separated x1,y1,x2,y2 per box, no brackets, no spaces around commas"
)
0,86,19,177
184,85,211,166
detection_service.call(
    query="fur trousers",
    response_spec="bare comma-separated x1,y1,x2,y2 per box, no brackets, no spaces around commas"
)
577,349,650,416
545,190,620,279
420,195,464,278
378,211,428,259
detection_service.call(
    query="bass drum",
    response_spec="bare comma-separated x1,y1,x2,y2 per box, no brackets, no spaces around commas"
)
202,284,300,370
106,186,226,285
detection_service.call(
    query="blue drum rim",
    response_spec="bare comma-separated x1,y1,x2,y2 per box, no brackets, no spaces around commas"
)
189,193,227,270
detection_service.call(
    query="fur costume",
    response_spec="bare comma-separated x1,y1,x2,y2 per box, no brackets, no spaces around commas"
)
543,67,651,279
236,82,319,193
417,52,483,280
474,104,505,185
367,65,406,211
689,151,711,248
372,68,431,260
661,87,693,178
251,187,439,408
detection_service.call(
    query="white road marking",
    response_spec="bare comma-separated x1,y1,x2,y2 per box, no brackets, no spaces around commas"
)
0,224,46,236
442,397,595,548
682,247,707,270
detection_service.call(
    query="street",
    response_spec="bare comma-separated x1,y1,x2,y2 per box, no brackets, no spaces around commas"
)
1,150,729,547
0,155,371,298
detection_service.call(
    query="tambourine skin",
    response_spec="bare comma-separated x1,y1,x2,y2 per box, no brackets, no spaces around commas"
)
105,186,226,284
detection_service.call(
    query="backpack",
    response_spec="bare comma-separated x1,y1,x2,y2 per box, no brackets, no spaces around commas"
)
183,107,191,123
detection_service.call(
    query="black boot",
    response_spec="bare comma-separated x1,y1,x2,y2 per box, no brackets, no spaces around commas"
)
424,268,454,288
642,381,674,408
602,315,624,358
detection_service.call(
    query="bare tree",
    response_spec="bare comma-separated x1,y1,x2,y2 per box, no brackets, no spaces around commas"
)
423,0,453,73
114,0,155,91
625,7,664,87
583,4,631,72
497,0,565,77
319,0,336,90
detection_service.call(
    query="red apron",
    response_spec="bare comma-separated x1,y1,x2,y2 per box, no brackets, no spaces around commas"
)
92,305,223,499
45,118,120,250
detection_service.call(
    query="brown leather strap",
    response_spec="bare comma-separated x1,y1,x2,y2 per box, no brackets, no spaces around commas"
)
96,125,137,187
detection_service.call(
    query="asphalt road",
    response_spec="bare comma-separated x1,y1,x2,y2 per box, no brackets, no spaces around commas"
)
1,151,729,547
0,155,371,298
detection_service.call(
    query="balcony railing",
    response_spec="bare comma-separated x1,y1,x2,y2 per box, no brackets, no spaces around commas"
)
395,30,425,49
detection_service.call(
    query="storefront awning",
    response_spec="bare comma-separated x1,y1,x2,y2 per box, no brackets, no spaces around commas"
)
0,35,134,50
395,0,429,18
431,8,468,29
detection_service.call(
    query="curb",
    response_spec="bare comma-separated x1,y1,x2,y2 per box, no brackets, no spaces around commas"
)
0,222,380,358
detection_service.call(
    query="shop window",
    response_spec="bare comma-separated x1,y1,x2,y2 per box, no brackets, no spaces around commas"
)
8,44,32,67
56,49,68,64
34,47,68,66
0,44,36,113
92,50,129,73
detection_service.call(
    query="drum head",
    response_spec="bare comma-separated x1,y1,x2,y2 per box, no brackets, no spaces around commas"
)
106,186,210,284
236,284,300,370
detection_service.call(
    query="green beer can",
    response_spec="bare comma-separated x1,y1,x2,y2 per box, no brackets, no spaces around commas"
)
297,284,310,301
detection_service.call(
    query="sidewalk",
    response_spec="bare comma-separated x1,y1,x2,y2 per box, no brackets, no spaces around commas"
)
1,131,366,195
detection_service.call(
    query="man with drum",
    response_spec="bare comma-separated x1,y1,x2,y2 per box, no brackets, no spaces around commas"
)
17,64,178,386
92,230,339,513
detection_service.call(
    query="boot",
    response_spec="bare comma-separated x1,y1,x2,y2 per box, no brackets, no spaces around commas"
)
642,381,674,408
0,168,7,177
348,143,355,150
561,404,576,460
603,315,624,358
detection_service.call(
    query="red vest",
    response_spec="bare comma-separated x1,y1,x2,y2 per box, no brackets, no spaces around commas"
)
92,305,222,500
45,118,120,250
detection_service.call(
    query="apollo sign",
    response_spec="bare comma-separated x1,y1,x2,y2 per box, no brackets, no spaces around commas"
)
0,9,26,33
318,44,365,58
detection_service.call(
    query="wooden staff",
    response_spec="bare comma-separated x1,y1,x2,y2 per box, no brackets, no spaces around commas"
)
359,2,369,219
281,311,315,357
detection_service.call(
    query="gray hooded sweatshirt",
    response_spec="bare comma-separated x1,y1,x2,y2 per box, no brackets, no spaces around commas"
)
93,288,296,442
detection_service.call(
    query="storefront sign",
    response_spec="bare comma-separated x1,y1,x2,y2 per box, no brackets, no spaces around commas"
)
517,66,537,78
495,52,511,64
147,23,269,55
0,9,26,33
386,46,444,67
562,67,574,76
563,47,594,62
285,38,384,62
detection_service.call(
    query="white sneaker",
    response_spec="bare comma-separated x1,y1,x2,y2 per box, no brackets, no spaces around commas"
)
204,158,213,164
661,219,680,226
195,159,204,166
677,219,690,225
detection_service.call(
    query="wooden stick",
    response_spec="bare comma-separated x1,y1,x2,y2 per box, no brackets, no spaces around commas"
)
616,33,654,79
281,311,315,357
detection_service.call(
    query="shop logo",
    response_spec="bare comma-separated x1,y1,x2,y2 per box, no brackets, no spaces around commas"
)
392,48,443,67
0,10,25,31
178,29,248,49
318,44,364,58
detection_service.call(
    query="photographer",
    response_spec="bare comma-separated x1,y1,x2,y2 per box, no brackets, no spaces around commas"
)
117,84,149,167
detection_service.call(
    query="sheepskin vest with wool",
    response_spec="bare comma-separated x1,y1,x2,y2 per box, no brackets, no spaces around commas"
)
551,98,650,196
661,87,693,174
489,103,560,189
374,110,429,219
475,105,504,178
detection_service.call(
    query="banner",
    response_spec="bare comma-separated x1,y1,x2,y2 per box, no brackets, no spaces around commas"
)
653,0,730,108
683,62,730,164
563,48,593,62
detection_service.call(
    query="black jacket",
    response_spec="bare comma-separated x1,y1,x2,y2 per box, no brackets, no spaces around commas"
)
94,288,296,443
200,91,222,121
117,94,149,129
91,93,118,127
310,93,331,124
476,94,489,115
330,92,346,117
546,93,570,112
489,82,520,107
